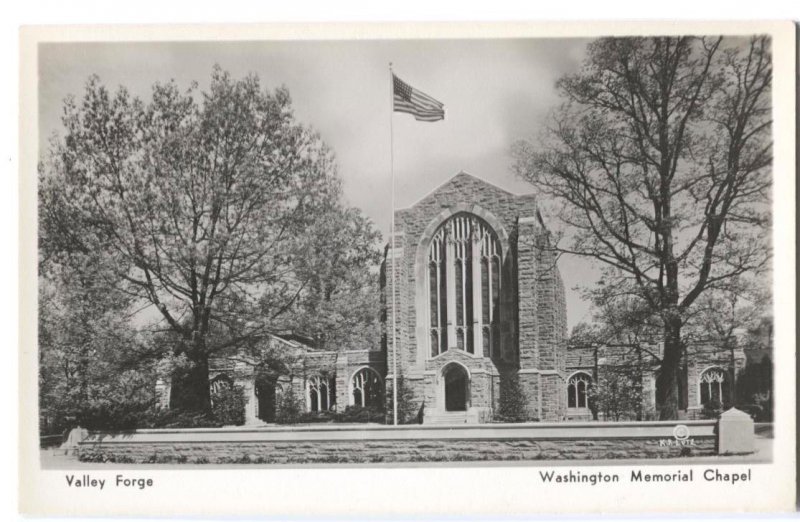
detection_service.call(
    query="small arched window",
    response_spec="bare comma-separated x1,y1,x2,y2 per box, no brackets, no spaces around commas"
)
351,368,383,409
210,374,232,395
308,374,335,412
567,372,592,409
209,374,233,408
699,367,728,406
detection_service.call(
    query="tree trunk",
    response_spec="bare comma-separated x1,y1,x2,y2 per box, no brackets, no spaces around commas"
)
591,344,599,421
656,316,682,420
635,345,644,421
78,342,90,406
169,352,212,413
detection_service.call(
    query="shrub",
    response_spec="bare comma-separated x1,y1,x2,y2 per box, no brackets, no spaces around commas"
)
589,369,644,421
67,398,224,432
277,405,385,425
701,399,724,419
211,384,246,426
338,405,385,423
494,372,529,423
141,409,221,429
75,399,156,431
752,392,773,422
293,410,338,424
738,393,772,422
385,375,420,424
275,387,303,424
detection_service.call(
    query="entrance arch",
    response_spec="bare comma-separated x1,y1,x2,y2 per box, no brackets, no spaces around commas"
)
442,363,470,411
255,377,276,423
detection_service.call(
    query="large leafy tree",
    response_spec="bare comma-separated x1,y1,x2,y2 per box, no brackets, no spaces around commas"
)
285,206,382,351
38,252,155,434
571,280,766,420
40,67,377,413
514,36,772,419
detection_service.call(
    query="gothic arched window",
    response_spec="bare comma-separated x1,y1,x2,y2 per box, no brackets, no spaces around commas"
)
307,374,335,412
699,367,728,406
351,368,383,408
428,213,501,358
210,374,232,395
209,374,233,408
567,372,592,409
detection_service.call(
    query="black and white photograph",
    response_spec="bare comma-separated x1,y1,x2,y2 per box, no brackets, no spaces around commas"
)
18,21,796,515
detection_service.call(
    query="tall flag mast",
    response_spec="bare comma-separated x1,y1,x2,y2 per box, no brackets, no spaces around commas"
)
389,64,445,425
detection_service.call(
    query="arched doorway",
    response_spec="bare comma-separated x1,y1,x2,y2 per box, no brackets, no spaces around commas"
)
255,377,277,423
443,364,469,411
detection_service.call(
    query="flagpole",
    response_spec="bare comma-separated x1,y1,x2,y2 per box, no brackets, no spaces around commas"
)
389,63,398,426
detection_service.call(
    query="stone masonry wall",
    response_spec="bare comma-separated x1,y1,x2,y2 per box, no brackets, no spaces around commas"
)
79,435,716,464
686,342,747,413
516,218,539,370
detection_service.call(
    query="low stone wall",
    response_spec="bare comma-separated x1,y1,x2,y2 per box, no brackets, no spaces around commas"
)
78,420,717,464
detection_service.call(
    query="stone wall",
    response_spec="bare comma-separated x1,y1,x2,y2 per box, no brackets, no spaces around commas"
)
78,420,719,464
80,437,716,464
686,341,747,416
517,218,539,370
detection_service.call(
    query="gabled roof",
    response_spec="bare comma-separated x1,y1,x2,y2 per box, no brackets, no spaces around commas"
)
399,170,535,211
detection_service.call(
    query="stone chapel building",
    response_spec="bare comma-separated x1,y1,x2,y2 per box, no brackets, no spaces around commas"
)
156,171,570,425
382,172,568,424
156,171,757,425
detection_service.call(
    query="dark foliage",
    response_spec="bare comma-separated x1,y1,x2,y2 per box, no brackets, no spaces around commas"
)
494,372,529,422
73,401,223,431
74,400,157,431
210,385,246,426
735,355,773,421
274,387,303,424
385,375,421,424
275,405,385,425
701,399,724,420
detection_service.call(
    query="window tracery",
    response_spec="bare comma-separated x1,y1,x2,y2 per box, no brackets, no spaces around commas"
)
308,374,335,412
699,367,728,406
428,213,501,357
352,368,383,408
567,372,592,409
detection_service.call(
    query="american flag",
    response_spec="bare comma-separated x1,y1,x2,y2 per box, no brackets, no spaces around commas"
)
393,74,445,122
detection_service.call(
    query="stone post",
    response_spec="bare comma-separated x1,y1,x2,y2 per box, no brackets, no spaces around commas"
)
335,353,349,412
718,407,755,454
238,379,259,426
154,379,171,409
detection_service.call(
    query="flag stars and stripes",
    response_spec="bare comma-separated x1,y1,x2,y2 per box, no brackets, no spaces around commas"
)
392,74,445,122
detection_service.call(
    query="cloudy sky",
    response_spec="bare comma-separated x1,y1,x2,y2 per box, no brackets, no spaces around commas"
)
39,38,598,329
